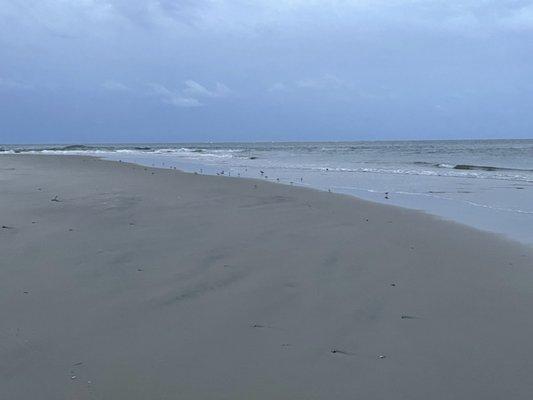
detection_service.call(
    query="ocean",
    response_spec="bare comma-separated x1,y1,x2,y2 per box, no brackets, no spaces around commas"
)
2,140,532,244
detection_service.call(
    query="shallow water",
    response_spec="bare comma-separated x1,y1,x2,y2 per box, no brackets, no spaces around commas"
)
3,140,532,244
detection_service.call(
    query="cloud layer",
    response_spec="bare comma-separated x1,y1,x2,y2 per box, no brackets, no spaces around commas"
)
1,0,532,142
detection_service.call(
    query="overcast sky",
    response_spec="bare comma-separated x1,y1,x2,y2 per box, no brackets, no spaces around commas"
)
1,0,532,143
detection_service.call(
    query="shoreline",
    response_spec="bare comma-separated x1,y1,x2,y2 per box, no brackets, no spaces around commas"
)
2,154,533,399
17,152,533,247
3,140,533,245
82,152,533,246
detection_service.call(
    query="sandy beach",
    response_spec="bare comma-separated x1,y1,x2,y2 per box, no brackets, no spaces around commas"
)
1,154,533,399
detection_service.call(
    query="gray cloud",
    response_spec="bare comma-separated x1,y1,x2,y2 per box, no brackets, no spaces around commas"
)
1,0,532,141
101,80,132,92
147,83,202,108
7,1,533,36
183,80,231,98
146,80,230,108
268,82,288,92
296,74,346,90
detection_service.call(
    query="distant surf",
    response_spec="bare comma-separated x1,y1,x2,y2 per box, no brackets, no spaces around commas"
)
414,161,533,173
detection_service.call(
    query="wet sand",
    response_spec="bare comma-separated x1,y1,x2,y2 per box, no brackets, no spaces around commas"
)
1,154,533,399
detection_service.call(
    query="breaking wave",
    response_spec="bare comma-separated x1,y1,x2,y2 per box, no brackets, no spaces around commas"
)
414,161,533,173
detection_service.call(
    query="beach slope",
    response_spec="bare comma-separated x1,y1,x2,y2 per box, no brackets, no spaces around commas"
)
1,155,532,399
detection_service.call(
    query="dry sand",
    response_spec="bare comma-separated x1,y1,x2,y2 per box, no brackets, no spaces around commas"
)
1,154,533,399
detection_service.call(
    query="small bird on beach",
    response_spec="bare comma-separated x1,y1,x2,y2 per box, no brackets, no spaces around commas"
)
385,192,389,199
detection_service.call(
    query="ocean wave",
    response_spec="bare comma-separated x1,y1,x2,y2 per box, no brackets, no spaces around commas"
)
1,144,131,153
452,164,533,172
284,165,533,183
2,144,532,183
414,161,533,173
0,145,243,161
